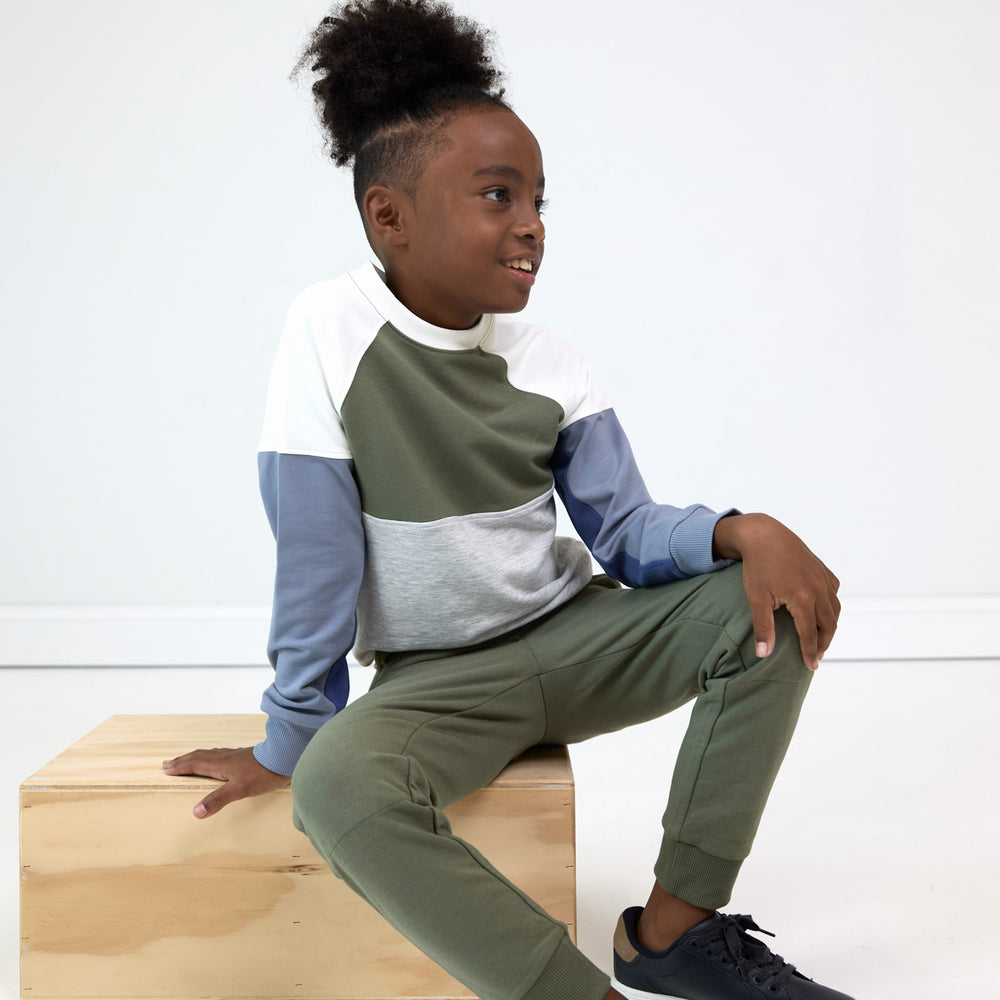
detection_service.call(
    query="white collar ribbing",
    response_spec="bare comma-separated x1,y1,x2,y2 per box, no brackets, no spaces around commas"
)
349,262,494,352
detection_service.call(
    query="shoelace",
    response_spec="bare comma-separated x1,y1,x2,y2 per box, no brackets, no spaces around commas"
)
692,914,798,992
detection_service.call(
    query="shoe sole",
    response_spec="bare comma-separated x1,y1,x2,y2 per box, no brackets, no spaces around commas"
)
611,977,687,1000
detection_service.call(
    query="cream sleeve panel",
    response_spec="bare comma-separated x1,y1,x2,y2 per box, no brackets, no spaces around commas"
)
258,277,382,460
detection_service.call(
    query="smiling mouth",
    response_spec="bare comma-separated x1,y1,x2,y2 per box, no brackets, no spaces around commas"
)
504,258,535,273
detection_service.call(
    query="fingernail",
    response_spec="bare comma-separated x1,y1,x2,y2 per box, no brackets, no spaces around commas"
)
162,759,174,767
755,642,768,658
194,803,208,819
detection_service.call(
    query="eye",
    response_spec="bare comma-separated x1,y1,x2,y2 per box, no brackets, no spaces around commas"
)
535,197,549,216
484,188,509,203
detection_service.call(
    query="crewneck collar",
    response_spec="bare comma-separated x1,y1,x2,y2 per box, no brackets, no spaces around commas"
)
350,261,494,352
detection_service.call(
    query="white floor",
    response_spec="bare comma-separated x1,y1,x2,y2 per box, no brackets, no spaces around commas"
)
3,659,997,999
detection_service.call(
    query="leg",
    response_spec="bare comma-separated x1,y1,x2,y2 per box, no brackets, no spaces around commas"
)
528,570,853,999
523,564,813,912
290,634,611,1000
293,564,811,1000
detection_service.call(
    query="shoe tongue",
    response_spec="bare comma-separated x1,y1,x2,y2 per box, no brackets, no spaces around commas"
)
698,912,731,938
692,912,724,933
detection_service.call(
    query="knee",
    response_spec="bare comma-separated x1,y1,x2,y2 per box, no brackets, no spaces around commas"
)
291,735,425,853
765,606,812,679
717,563,812,673
292,738,378,840
702,605,812,710
701,567,812,683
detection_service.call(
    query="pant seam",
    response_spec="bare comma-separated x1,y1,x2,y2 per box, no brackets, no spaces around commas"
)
527,613,750,680
520,635,552,740
328,777,567,930
534,616,813,692
667,838,743,862
324,789,413,857
673,678,729,843
398,670,545,759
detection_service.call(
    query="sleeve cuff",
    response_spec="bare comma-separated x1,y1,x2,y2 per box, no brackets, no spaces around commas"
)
670,506,741,577
253,715,319,776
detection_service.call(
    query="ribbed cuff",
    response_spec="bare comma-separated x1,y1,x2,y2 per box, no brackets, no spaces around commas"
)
669,506,741,577
654,840,744,911
252,715,317,776
520,932,609,1000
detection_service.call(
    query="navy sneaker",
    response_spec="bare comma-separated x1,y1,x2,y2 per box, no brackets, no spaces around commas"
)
612,906,856,1000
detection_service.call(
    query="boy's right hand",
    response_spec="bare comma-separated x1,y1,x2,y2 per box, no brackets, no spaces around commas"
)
162,747,291,819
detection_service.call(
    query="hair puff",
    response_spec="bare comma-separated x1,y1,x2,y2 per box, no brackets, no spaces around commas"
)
295,0,508,168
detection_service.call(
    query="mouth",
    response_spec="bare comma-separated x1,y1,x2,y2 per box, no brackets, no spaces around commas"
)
503,256,539,286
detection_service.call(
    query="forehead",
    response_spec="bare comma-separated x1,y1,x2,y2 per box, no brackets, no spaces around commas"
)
421,109,545,189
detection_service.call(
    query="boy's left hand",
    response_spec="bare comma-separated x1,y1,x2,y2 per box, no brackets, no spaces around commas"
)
162,746,290,818
712,512,840,671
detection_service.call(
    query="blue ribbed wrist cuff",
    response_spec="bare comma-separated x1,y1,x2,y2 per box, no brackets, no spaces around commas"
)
670,506,740,577
253,715,317,775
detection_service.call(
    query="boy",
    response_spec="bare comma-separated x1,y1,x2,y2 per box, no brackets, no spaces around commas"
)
164,4,848,999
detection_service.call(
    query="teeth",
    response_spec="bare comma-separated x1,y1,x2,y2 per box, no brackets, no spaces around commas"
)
508,259,533,272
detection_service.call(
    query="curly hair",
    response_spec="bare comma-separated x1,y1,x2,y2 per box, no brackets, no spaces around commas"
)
293,0,511,211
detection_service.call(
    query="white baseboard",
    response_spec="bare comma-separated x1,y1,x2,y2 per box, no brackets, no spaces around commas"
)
0,605,272,667
1,597,998,666
830,595,1000,661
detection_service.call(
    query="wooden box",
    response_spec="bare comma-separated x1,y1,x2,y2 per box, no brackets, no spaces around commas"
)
20,714,575,1000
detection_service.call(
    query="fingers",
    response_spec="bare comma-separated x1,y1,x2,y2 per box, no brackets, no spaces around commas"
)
162,747,240,819
793,605,821,672
746,578,840,672
807,565,842,660
789,576,841,670
755,586,820,670
162,746,291,819
814,577,842,661
734,516,841,672
161,747,235,781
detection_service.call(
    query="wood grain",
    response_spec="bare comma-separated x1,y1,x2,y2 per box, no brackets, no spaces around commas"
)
20,715,576,1000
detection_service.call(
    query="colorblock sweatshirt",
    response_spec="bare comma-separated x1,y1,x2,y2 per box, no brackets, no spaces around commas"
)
253,263,734,774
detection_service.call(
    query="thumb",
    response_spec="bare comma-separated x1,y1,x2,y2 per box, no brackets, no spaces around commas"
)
747,594,776,659
193,783,238,820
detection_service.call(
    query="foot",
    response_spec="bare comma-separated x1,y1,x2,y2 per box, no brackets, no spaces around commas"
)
612,906,856,1000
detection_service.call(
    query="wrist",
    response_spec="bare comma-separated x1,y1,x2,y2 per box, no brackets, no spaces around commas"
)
712,512,773,561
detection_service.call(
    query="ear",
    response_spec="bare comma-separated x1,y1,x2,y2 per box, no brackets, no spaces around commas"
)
363,185,409,249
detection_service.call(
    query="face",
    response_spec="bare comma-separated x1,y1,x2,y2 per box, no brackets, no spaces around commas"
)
379,109,546,330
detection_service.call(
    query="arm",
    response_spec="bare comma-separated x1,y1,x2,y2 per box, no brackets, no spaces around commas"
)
552,409,839,668
551,408,736,585
163,451,365,817
254,452,365,771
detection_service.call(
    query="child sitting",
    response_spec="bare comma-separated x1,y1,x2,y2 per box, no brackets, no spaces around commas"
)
164,3,850,998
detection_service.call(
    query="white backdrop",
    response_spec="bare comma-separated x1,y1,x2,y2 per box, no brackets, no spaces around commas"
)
2,0,999,662
2,6,999,1000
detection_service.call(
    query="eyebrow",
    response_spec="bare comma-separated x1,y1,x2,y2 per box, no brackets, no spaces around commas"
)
473,164,545,188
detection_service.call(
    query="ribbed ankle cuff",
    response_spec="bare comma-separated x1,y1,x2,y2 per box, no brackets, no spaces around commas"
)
519,932,609,1000
655,840,743,910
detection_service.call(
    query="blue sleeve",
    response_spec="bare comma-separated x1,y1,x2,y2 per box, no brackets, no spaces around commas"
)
551,409,737,586
253,451,365,775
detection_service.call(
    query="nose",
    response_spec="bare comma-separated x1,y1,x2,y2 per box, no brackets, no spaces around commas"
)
515,204,545,243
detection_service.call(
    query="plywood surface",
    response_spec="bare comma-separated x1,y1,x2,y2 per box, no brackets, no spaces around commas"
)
22,714,573,790
20,715,576,1000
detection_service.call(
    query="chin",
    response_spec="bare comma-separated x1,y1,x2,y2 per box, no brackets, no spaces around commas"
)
491,294,533,316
